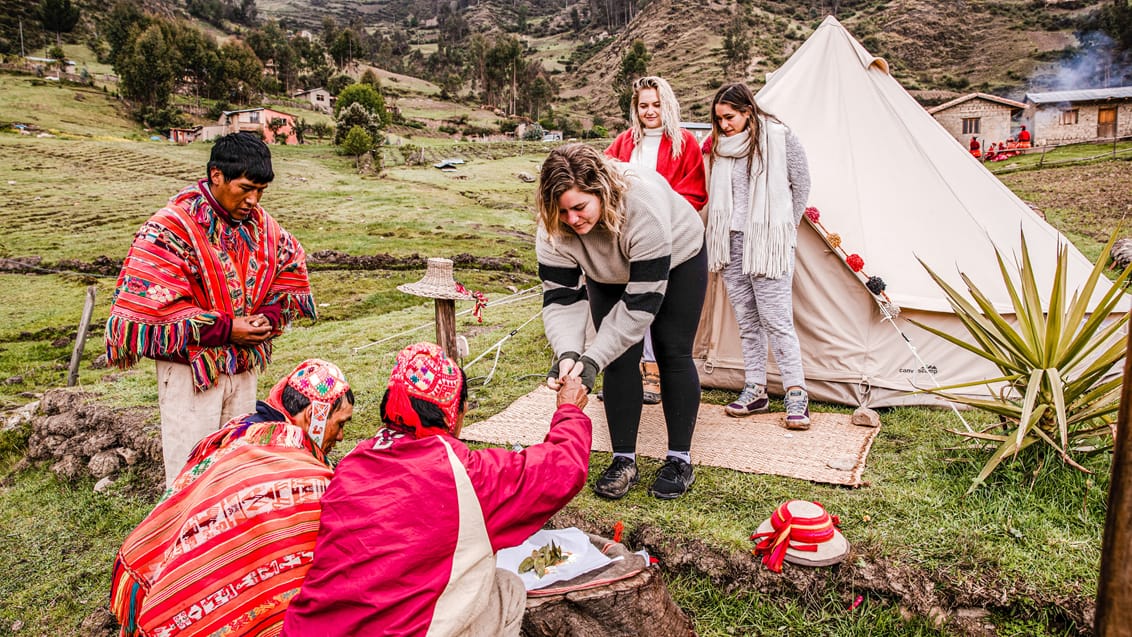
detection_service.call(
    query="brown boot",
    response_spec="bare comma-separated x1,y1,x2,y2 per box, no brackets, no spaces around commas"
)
641,361,661,405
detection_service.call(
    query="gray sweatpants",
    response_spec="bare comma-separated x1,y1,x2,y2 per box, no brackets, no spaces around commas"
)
720,231,806,390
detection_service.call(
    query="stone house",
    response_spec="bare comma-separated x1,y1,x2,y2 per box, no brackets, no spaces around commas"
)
293,87,333,114
1024,87,1132,146
928,93,1026,149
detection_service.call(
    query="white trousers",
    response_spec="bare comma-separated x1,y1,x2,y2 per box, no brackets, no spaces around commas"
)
455,568,525,637
155,360,257,488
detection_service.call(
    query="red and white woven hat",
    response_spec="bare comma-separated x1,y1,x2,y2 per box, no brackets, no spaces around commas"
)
751,500,849,572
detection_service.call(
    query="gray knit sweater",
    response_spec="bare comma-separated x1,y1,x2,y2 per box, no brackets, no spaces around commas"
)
726,130,811,231
537,167,705,370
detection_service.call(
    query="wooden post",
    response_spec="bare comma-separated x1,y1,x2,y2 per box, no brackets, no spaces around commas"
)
67,285,96,387
1096,319,1132,635
435,299,458,360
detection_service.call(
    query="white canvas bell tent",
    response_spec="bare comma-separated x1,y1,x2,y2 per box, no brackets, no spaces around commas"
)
693,16,1124,408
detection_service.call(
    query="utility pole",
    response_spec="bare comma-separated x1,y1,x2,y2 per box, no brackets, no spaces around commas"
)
19,18,25,58
1096,324,1132,635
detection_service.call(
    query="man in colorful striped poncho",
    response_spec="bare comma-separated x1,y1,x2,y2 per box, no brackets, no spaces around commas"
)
105,132,316,487
110,359,354,637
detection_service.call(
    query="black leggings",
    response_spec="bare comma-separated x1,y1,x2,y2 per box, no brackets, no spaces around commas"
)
587,247,708,454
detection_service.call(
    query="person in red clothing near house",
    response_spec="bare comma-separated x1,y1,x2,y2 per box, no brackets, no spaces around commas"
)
1017,125,1032,148
606,75,707,406
969,136,981,158
282,342,593,637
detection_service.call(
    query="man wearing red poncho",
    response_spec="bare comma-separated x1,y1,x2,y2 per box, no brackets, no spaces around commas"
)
105,132,316,488
283,342,592,636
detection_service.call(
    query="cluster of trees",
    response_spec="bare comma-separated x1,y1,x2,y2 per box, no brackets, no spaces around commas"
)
187,0,258,29
1099,0,1132,68
39,0,78,46
334,79,390,171
244,19,335,95
588,0,639,32
105,2,265,126
103,2,349,128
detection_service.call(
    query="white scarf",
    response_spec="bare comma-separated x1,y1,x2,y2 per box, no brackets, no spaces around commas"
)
706,118,794,277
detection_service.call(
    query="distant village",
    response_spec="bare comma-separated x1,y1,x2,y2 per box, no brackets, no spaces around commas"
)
9,43,1132,157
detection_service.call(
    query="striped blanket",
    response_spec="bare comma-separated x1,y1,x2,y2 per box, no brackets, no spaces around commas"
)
105,180,316,391
110,418,332,637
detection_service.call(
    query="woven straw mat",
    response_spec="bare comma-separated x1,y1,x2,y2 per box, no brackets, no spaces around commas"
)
461,385,880,487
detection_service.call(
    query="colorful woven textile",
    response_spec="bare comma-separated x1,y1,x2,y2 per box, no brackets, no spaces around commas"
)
105,180,316,391
110,417,332,637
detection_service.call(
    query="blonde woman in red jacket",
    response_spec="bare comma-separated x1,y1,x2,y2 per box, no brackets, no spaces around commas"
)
605,75,707,405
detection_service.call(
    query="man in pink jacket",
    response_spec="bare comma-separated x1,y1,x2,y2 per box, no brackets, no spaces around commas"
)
282,342,592,636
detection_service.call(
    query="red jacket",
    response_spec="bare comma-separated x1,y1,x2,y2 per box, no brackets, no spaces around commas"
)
606,129,708,211
282,404,592,637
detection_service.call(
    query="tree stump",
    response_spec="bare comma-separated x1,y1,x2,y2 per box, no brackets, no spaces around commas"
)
522,566,695,637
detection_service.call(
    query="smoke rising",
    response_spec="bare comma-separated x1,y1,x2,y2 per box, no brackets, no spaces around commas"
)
1030,31,1132,91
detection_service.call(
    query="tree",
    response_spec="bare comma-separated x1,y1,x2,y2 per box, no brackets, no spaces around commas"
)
267,117,288,143
170,23,220,101
615,40,649,119
485,36,524,114
216,40,263,104
721,16,752,78
309,121,333,142
335,103,383,172
1100,0,1132,79
117,23,176,108
340,125,373,168
466,33,489,96
334,83,390,127
334,102,382,146
360,68,380,87
104,1,150,67
329,28,362,69
40,0,79,46
47,44,67,74
326,73,352,96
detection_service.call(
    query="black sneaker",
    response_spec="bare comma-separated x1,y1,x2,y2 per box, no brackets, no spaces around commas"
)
649,456,695,499
593,456,639,499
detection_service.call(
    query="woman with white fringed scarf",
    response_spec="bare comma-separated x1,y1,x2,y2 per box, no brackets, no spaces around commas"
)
704,82,813,430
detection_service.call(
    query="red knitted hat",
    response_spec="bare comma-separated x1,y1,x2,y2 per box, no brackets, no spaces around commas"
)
265,359,350,447
385,342,464,437
750,500,849,572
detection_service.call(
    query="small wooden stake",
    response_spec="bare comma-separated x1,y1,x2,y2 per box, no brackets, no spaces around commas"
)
67,285,96,387
1096,315,1132,635
435,299,458,360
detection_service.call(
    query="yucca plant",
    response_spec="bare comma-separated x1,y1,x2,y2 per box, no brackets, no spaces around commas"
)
913,232,1132,493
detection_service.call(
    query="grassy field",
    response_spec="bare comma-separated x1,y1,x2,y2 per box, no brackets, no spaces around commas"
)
0,72,141,140
2,93,1132,635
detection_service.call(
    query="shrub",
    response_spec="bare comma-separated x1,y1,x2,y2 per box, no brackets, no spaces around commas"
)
462,125,495,137
340,125,373,165
522,123,545,141
915,232,1132,492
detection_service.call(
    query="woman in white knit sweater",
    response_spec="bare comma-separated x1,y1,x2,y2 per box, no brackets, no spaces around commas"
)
704,82,813,429
536,143,707,500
